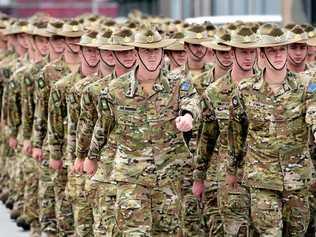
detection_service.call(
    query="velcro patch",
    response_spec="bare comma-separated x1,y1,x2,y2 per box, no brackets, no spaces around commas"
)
307,83,316,93
180,81,191,91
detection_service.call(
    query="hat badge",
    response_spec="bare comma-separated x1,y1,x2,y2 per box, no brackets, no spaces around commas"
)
72,25,79,31
244,36,251,42
196,33,203,39
146,35,154,43
124,36,131,43
309,32,315,38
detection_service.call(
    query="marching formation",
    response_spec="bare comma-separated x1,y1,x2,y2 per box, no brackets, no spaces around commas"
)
0,10,315,237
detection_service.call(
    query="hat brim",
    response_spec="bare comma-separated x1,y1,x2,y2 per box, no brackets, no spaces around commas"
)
125,38,176,49
183,38,209,45
164,42,184,51
33,32,53,38
201,41,231,51
224,41,258,49
57,31,85,38
307,37,316,47
257,38,303,48
76,43,98,48
98,44,134,51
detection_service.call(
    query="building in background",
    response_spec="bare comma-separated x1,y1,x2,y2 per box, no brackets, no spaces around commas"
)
0,0,314,24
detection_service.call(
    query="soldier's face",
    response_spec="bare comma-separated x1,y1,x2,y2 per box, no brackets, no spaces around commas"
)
113,49,136,68
35,36,49,55
185,43,207,61
262,46,288,70
17,33,29,49
215,50,232,68
137,48,163,71
65,37,80,53
307,46,316,62
287,43,307,64
100,49,115,66
81,46,99,66
170,50,187,67
49,36,65,53
233,48,257,71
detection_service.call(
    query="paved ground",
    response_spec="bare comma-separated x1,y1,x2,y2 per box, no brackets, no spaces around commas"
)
0,204,29,237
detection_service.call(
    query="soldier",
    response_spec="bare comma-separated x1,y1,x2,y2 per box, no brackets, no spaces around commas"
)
47,20,84,237
193,26,259,237
286,25,310,74
84,26,200,236
97,29,115,77
75,28,136,237
65,30,101,237
193,27,232,96
226,24,315,236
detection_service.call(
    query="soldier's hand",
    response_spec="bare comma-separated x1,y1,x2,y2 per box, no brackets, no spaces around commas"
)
8,137,17,149
22,140,32,156
225,175,238,189
192,180,205,201
73,158,84,174
32,148,43,161
84,158,98,177
176,113,193,132
49,159,63,171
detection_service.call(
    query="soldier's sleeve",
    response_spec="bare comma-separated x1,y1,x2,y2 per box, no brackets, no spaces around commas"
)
32,72,49,148
7,78,21,138
305,77,316,170
21,70,35,140
66,88,81,160
88,88,115,161
48,84,66,160
178,78,201,121
193,90,220,181
76,86,98,160
227,88,248,176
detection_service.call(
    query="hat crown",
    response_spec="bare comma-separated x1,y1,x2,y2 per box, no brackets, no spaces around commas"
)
79,31,98,45
230,26,258,44
96,29,113,45
112,28,135,45
134,26,162,44
47,21,64,34
62,20,83,33
287,25,308,41
259,25,288,46
184,24,208,40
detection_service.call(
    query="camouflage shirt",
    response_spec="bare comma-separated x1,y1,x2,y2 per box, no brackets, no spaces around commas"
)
228,71,316,191
32,58,70,149
48,67,82,162
88,68,200,187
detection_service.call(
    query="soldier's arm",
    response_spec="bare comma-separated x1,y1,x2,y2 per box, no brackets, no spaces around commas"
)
193,93,220,181
66,89,81,160
88,88,115,161
178,79,201,121
227,89,248,176
76,86,98,160
7,78,21,138
48,84,66,161
21,71,35,140
32,72,49,148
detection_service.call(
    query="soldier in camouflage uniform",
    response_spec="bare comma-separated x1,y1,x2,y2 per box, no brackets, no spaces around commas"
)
74,28,136,237
84,26,200,236
47,20,85,237
193,26,259,237
227,25,315,236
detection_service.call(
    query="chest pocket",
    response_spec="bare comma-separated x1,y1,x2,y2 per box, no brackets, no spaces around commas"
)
154,92,178,122
245,100,271,131
116,105,141,127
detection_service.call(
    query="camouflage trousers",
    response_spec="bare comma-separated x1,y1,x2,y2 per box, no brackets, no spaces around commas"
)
52,166,74,237
12,151,25,212
93,181,120,237
218,183,250,237
22,155,40,224
66,170,94,237
305,191,316,237
38,161,57,234
250,188,310,237
181,161,205,237
0,139,13,194
115,180,182,237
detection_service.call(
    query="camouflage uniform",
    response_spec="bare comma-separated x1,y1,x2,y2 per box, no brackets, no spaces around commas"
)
88,66,200,236
32,58,70,235
48,69,82,236
76,72,119,237
194,70,251,237
67,73,99,237
228,71,314,236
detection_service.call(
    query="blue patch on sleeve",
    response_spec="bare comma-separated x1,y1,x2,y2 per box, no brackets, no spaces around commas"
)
308,83,316,93
181,81,191,91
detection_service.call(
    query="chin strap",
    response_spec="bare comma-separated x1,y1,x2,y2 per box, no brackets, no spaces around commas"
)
113,51,136,69
137,49,163,72
82,49,99,68
263,48,287,71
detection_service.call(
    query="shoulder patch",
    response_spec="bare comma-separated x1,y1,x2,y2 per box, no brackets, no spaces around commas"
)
51,91,60,103
37,77,45,89
232,96,239,108
180,81,191,91
307,83,316,93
